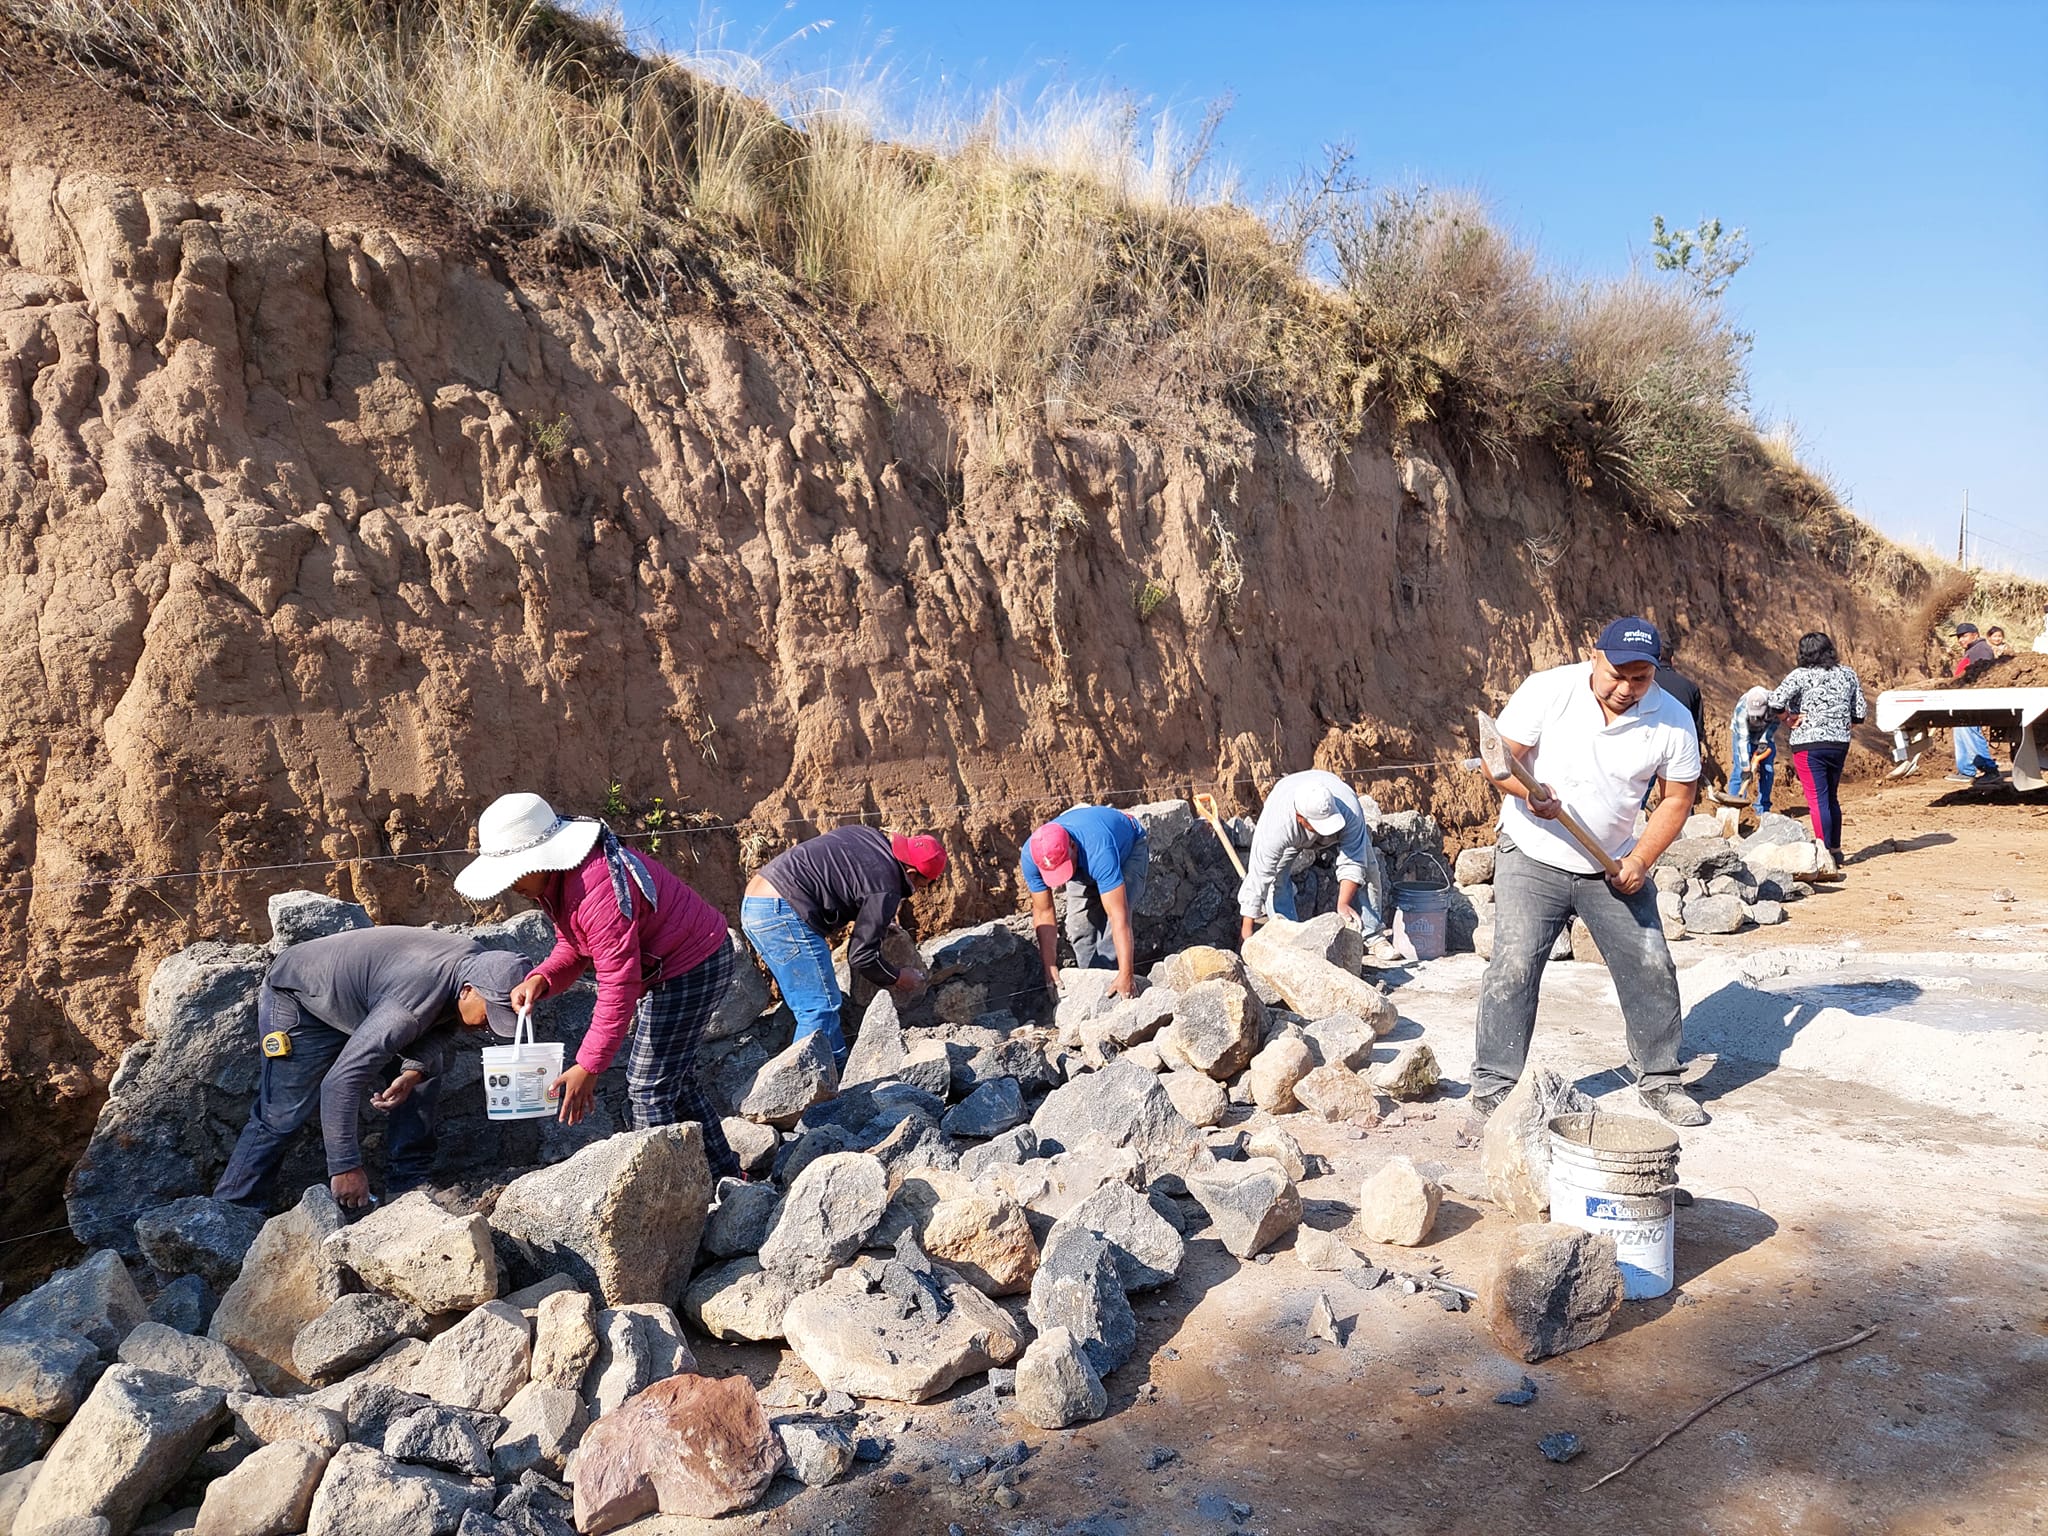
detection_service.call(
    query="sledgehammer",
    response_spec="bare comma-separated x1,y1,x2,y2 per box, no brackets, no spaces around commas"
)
1472,709,1621,877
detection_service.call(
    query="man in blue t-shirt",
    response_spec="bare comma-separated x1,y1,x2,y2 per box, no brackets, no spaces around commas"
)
1020,806,1149,998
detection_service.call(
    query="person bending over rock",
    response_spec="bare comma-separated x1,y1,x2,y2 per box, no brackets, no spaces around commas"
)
214,929,530,1209
1237,768,1397,962
456,793,741,1178
741,826,947,1068
1022,806,1149,998
1472,616,1708,1128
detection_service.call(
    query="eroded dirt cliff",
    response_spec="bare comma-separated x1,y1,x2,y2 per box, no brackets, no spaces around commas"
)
0,72,1937,1237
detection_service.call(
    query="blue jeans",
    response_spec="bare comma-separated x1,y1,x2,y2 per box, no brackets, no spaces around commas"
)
741,896,846,1059
1728,717,1777,810
214,984,439,1205
1953,726,1997,778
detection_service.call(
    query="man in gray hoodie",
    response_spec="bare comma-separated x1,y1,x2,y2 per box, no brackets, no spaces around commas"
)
214,929,530,1209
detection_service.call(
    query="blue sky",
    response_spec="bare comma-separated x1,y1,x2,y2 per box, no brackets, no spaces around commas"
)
628,0,2048,575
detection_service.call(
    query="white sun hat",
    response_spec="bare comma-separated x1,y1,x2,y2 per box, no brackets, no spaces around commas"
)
453,793,605,901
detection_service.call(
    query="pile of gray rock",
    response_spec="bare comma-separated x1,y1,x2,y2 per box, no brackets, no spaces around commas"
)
1456,811,1821,957
12,875,1468,1531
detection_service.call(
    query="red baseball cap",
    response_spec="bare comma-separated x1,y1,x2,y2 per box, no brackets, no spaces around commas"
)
890,833,947,881
1029,822,1076,886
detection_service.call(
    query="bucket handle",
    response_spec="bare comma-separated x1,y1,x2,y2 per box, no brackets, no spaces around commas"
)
1393,849,1450,889
509,1006,537,1049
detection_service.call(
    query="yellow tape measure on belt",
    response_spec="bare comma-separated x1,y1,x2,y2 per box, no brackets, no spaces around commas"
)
261,1030,293,1059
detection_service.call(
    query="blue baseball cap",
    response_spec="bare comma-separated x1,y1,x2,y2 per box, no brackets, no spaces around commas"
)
1597,616,1663,667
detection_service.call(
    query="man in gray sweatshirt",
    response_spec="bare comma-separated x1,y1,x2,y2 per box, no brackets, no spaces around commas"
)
1237,770,1395,958
214,929,530,1209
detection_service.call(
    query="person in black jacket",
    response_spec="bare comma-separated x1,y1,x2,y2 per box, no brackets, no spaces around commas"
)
214,929,530,1209
740,828,948,1066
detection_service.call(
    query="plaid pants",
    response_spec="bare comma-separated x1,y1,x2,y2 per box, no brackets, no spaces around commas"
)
625,940,739,1179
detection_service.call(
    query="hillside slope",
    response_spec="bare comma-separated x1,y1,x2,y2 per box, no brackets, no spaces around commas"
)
0,57,1943,1236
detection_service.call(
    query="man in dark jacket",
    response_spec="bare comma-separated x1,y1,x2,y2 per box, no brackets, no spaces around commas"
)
214,930,530,1209
741,828,948,1065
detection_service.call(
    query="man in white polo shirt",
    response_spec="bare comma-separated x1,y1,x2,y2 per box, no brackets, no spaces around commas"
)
1472,616,1707,1127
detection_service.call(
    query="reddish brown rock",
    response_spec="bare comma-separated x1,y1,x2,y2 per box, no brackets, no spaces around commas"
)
570,1373,782,1533
1481,1224,1625,1362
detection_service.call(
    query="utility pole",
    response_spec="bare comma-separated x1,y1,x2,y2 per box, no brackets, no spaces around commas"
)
1957,489,1969,567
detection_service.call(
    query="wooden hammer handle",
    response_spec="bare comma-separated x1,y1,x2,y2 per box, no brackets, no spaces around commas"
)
1497,757,1622,876
1194,794,1249,879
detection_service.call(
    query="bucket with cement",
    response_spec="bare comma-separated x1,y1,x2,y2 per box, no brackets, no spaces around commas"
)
1391,852,1451,962
1546,1112,1681,1299
482,1009,563,1121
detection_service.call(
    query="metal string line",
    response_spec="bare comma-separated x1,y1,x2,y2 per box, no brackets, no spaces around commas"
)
0,759,1461,900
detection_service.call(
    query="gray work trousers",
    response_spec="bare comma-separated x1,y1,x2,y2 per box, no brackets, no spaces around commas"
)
1472,837,1683,1098
1065,836,1151,970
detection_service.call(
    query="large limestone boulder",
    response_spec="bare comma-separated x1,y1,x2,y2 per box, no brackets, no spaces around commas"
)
1050,1182,1185,1292
1025,1227,1136,1378
528,1290,599,1394
292,1295,432,1387
0,1251,148,1359
570,1373,781,1533
267,891,373,947
736,1034,839,1127
0,1331,102,1424
703,930,775,1042
1247,1033,1315,1113
407,1302,531,1414
758,1152,889,1287
1153,945,1246,994
1354,1156,1441,1246
1240,934,1397,1035
1248,913,1364,973
585,1305,693,1419
115,1322,259,1394
303,1443,492,1536
1029,1058,1209,1178
133,1199,267,1293
208,1187,348,1393
1481,1225,1625,1362
13,1366,227,1534
323,1193,498,1314
1013,1327,1107,1430
915,920,1047,1027
1292,1064,1384,1127
1182,1159,1301,1258
1156,980,1264,1081
488,1126,709,1308
681,1261,801,1345
193,1438,327,1536
1480,1067,1592,1219
919,1195,1039,1297
782,1259,1026,1403
975,1142,1144,1226
1369,1041,1442,1101
491,1381,587,1478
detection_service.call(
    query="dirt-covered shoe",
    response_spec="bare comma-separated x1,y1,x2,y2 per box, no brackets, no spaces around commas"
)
1467,1087,1511,1121
1637,1083,1708,1127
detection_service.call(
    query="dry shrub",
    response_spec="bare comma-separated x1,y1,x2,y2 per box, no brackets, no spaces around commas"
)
1324,187,1562,458
1551,276,1748,519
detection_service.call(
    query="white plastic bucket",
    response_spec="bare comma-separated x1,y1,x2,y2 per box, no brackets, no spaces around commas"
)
481,1008,563,1121
1545,1111,1681,1300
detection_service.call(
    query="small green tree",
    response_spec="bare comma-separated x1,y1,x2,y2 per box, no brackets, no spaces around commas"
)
1650,215,1752,298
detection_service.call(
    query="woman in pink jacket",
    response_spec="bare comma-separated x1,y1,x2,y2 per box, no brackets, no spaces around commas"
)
455,792,740,1178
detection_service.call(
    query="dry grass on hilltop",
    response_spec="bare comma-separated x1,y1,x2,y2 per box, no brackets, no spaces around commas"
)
0,0,1923,552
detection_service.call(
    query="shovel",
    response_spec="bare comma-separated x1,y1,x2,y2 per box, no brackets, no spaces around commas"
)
1193,792,1248,879
1472,710,1621,877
